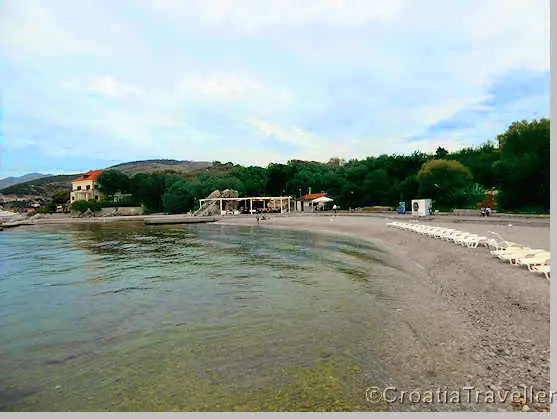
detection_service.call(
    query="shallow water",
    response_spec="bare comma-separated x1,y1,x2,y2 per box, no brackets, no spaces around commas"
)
0,222,413,411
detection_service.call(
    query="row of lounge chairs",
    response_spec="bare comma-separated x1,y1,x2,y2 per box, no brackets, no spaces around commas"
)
386,221,550,280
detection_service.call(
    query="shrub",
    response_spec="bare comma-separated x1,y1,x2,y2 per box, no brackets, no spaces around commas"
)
71,199,102,213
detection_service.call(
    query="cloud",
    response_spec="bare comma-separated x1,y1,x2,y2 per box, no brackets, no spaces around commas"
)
0,0,549,176
87,76,144,99
147,0,405,30
0,0,104,59
60,76,144,100
177,72,294,112
248,120,351,160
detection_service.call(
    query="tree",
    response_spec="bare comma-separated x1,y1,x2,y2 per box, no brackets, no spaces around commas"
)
327,157,346,166
435,147,449,159
51,190,70,204
97,170,131,197
492,118,549,211
162,180,194,214
362,169,390,205
42,190,70,213
237,166,267,196
447,142,500,188
266,163,288,196
71,199,102,214
131,172,166,213
417,159,473,210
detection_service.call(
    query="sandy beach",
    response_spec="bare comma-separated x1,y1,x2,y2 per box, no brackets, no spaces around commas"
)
216,214,550,411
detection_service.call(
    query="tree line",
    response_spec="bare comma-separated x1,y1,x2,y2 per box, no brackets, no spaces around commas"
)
90,118,549,214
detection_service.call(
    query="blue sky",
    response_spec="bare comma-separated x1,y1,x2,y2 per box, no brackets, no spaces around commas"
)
0,0,549,177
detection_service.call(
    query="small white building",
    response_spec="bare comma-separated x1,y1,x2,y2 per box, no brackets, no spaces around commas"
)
296,193,330,212
411,199,433,216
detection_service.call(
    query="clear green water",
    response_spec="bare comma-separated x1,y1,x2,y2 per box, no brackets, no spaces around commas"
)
0,222,408,411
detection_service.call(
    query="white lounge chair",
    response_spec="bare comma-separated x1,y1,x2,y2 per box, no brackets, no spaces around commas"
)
531,265,551,280
490,245,531,257
496,249,547,264
514,253,550,268
461,235,488,248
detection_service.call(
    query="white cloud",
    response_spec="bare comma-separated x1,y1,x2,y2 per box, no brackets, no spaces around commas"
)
0,0,548,172
60,76,144,100
177,72,294,110
0,1,104,58
148,0,405,30
249,119,351,160
87,76,143,99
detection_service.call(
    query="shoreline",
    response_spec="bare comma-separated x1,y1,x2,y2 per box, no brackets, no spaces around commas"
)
3,213,550,411
215,215,550,411
0,210,550,230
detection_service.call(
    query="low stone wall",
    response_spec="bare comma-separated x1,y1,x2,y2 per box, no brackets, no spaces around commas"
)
99,207,143,216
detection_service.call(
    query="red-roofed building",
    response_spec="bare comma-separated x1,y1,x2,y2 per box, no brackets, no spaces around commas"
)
300,192,327,201
70,170,103,202
296,192,328,212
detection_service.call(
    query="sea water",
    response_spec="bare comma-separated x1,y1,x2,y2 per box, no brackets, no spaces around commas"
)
1,222,411,411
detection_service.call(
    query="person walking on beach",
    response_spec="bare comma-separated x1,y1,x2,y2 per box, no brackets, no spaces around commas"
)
486,207,491,217
480,207,486,217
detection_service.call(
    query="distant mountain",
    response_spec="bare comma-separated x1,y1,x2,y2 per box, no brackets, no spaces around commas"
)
0,160,213,199
0,173,52,190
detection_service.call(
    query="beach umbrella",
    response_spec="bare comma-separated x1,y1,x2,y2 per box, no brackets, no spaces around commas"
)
312,196,333,203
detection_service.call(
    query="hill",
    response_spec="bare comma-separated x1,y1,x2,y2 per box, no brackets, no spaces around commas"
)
0,174,80,199
108,159,211,175
0,160,213,199
0,173,52,190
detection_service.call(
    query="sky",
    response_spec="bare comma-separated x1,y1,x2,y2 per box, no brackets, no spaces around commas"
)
0,0,550,177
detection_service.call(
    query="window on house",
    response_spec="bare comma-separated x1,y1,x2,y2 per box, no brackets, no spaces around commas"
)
72,196,75,200
86,185,91,190
95,196,99,200
77,186,82,190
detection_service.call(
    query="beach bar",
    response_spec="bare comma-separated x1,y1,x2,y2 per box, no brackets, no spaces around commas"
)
198,196,293,215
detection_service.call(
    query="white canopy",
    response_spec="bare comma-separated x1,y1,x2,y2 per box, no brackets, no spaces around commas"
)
0,210,18,217
312,196,333,203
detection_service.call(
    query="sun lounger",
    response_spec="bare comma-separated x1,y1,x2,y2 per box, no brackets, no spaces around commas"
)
461,235,488,248
450,233,474,244
490,246,530,257
531,265,551,280
514,254,550,268
496,249,547,264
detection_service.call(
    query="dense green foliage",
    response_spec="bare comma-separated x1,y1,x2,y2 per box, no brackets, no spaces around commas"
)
71,199,102,213
417,159,474,210
493,119,550,212
97,170,132,196
89,119,551,214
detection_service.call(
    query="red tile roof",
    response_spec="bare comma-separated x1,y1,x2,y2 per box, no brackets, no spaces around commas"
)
300,192,327,201
72,170,103,182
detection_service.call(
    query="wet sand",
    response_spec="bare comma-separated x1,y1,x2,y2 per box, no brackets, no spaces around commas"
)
217,214,550,412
